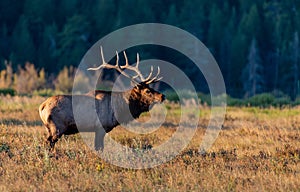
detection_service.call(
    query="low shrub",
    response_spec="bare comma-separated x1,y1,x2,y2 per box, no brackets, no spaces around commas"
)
273,97,291,107
245,93,275,107
164,90,198,103
198,92,211,105
292,97,300,106
32,89,62,97
164,90,179,102
0,88,16,96
227,97,244,106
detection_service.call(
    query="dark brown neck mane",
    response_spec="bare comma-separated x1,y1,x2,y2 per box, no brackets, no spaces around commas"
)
106,89,150,127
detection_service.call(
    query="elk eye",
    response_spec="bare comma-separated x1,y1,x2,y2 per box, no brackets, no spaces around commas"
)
145,89,151,94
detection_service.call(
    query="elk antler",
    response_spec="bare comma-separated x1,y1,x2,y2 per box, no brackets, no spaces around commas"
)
88,46,162,84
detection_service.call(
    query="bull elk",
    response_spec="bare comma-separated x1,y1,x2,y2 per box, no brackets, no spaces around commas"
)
39,47,165,152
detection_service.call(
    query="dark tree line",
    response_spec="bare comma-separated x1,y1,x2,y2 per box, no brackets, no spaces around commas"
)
0,0,299,98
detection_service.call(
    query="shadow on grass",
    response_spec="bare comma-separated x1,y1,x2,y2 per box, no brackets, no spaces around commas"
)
0,118,43,126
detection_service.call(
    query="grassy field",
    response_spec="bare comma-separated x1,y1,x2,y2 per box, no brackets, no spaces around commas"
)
0,96,299,191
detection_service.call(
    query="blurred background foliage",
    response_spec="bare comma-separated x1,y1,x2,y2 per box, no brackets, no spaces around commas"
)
0,0,299,103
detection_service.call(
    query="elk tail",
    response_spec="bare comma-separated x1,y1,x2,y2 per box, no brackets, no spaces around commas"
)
39,102,51,125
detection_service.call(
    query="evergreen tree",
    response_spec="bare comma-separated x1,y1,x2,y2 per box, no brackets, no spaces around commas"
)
291,31,299,99
23,0,54,23
37,23,58,72
179,0,206,40
164,4,178,26
239,4,261,44
10,15,36,67
0,0,24,33
220,7,236,88
57,15,90,69
207,4,224,57
242,38,264,97
0,24,10,66
89,0,117,40
117,0,155,27
229,26,247,97
54,0,79,29
263,1,281,92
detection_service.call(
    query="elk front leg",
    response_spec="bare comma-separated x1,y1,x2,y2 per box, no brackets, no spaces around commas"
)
95,128,106,151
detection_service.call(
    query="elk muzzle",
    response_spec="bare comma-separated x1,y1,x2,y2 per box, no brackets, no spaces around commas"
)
155,93,165,103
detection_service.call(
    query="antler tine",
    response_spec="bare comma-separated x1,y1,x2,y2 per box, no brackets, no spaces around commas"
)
113,51,134,79
120,51,147,81
122,51,129,67
115,51,119,66
145,66,162,84
88,47,116,69
153,66,161,80
136,53,140,69
87,46,107,71
128,54,141,81
100,46,105,64
144,66,154,82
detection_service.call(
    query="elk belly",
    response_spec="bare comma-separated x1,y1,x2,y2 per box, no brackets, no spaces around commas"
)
72,96,102,132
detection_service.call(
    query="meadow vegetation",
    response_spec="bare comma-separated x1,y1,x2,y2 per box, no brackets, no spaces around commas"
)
0,96,299,191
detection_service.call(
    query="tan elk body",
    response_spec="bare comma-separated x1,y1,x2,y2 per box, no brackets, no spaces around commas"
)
39,47,165,151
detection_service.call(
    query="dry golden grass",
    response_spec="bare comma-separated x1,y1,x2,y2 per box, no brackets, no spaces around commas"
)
0,96,299,191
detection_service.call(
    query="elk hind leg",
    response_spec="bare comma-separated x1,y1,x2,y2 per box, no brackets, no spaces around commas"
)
46,123,61,152
44,124,53,148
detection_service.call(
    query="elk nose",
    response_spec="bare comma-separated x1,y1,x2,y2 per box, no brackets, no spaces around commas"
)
161,94,166,102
